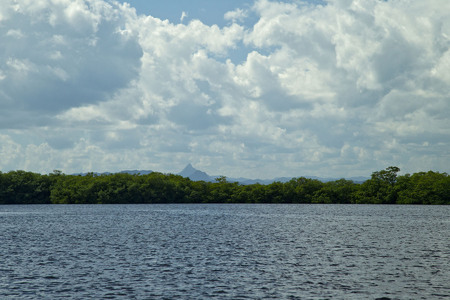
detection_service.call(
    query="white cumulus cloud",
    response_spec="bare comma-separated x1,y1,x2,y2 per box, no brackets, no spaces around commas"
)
0,0,449,178
224,8,248,23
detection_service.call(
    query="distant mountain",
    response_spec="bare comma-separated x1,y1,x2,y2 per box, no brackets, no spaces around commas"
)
72,172,113,176
119,170,153,175
74,164,368,184
346,176,370,184
178,163,197,177
73,170,153,176
176,164,368,184
178,163,214,182
233,177,292,185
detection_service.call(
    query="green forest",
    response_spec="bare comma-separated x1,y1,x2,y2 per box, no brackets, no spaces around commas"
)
0,167,449,205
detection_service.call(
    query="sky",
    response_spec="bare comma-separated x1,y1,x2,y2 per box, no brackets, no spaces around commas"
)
0,0,449,179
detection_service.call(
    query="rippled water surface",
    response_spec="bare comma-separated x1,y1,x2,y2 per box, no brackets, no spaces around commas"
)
1,204,449,299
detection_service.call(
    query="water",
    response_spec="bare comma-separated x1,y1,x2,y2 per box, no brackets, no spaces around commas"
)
0,204,449,299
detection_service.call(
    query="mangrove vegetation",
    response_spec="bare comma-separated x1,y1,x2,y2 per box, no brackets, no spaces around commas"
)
0,167,449,205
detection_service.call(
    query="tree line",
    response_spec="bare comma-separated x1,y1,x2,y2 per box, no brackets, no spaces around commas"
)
0,167,449,205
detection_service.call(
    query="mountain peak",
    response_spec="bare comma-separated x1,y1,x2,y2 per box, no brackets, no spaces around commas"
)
178,163,197,177
178,164,214,182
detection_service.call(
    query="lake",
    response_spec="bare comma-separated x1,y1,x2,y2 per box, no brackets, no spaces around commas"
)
0,204,449,299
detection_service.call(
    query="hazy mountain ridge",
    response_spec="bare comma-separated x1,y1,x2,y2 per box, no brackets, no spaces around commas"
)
73,164,368,184
176,164,368,184
73,170,154,176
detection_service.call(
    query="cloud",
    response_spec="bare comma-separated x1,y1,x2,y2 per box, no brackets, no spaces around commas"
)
0,0,142,128
224,8,248,23
180,11,187,23
1,0,449,178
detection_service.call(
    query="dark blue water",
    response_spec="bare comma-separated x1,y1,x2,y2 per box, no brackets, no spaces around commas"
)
0,204,449,299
